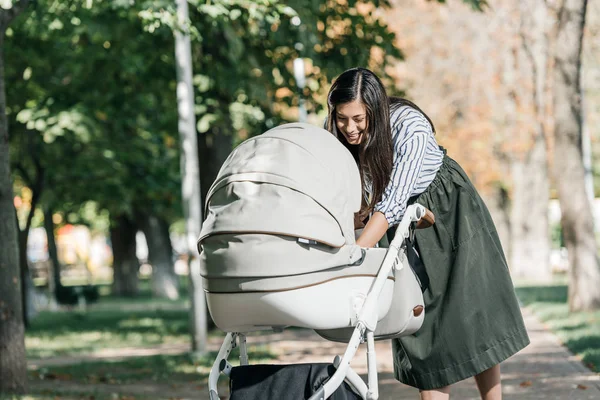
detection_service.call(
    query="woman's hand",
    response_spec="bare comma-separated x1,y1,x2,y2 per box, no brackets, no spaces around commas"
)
356,211,389,248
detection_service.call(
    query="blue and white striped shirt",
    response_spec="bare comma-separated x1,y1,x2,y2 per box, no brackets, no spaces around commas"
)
374,105,444,227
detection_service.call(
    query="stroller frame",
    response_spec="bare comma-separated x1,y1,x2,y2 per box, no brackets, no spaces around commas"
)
207,203,428,400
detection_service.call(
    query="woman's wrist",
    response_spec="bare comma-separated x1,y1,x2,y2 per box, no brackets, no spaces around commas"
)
356,211,389,248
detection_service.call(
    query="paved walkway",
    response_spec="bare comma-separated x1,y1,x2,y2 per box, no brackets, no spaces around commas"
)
224,308,600,399
28,308,600,399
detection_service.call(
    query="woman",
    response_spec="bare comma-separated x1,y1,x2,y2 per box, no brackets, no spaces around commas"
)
325,67,529,400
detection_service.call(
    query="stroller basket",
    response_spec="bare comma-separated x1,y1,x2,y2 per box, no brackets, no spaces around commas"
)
198,123,429,399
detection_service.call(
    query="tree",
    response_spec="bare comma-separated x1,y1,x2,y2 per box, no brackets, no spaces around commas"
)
6,0,183,299
175,0,404,202
135,212,178,299
505,0,552,281
0,0,30,393
553,0,600,311
174,0,205,353
11,130,45,325
109,214,139,296
382,0,554,280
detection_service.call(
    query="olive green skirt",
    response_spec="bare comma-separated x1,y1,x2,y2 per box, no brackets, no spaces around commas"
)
390,152,530,390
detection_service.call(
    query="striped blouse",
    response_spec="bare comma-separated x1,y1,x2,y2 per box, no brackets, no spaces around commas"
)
374,105,444,227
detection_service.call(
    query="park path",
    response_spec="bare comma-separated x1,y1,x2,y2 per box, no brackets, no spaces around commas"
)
28,308,600,399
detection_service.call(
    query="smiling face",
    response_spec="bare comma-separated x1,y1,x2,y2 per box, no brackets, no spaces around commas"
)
335,100,368,145
326,67,394,219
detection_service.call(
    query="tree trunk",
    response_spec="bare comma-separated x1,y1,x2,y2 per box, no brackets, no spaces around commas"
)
43,206,61,307
136,212,179,299
109,214,139,297
0,3,29,391
553,0,600,311
18,227,38,324
175,0,207,354
198,122,232,205
16,167,42,326
510,137,551,280
500,0,552,281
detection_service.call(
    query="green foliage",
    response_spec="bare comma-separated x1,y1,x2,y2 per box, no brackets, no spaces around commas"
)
185,0,402,134
6,0,403,228
6,0,182,223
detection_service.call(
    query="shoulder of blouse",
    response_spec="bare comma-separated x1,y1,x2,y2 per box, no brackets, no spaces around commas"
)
392,104,431,128
390,106,432,150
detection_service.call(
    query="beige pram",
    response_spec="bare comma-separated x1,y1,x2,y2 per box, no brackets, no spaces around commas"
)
198,123,431,400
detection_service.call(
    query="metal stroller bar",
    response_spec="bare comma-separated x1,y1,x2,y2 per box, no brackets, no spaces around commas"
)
239,334,249,365
366,331,378,400
208,332,235,400
332,355,368,398
308,203,426,400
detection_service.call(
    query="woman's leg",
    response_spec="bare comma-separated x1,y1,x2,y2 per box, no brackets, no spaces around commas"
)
474,364,502,400
419,386,450,400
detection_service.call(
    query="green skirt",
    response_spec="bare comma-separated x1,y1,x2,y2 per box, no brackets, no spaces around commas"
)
390,152,530,390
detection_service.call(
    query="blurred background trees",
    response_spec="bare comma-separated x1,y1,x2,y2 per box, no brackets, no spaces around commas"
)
551,0,600,310
1,0,600,392
382,0,600,309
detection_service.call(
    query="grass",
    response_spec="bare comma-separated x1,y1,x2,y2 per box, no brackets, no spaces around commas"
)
24,286,279,399
26,306,191,359
515,282,600,373
29,346,276,384
27,279,196,359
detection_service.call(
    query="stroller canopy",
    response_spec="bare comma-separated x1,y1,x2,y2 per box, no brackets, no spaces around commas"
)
198,122,362,250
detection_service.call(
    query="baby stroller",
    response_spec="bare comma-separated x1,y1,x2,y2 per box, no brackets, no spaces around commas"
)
198,123,433,400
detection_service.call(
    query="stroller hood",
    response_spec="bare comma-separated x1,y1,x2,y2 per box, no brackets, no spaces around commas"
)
198,122,361,251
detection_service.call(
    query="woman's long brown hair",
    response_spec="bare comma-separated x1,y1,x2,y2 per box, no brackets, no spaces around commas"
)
326,68,394,219
326,69,437,219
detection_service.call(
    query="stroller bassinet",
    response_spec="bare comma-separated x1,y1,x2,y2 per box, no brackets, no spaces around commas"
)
198,123,430,400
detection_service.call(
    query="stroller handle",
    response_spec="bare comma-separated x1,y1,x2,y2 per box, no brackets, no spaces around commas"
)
309,203,427,400
416,207,435,229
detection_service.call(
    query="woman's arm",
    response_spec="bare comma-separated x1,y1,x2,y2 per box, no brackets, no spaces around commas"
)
356,107,433,248
356,211,389,248
374,107,431,227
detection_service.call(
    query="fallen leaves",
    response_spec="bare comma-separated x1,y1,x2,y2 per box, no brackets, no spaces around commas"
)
519,380,589,390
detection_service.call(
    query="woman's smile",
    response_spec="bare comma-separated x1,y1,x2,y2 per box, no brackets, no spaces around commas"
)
336,100,367,145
